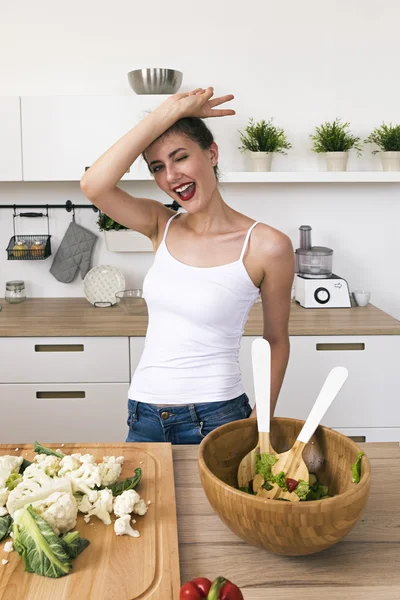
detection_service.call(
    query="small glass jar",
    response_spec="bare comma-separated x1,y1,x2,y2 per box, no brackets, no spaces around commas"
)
5,280,26,304
30,239,45,258
12,239,28,258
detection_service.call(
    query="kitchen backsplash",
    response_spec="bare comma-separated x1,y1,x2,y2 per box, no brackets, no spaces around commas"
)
0,180,399,321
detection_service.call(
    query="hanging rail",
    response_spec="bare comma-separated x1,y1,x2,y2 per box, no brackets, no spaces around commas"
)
0,199,180,212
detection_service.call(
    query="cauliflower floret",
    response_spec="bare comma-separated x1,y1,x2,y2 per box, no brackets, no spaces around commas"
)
98,456,124,487
0,456,23,488
77,489,113,525
3,541,13,553
30,491,78,535
114,515,140,538
0,488,9,516
6,464,72,518
58,454,101,497
34,454,62,477
113,489,148,518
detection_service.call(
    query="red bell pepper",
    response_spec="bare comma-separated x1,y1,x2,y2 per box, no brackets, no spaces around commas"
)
180,577,212,599
207,576,244,600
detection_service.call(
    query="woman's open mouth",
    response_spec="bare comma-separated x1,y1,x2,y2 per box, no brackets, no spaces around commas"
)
173,182,196,201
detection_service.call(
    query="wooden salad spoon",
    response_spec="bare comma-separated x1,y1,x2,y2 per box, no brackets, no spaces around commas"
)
237,338,276,490
261,366,349,501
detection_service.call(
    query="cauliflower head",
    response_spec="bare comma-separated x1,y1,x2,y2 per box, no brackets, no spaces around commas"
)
0,456,23,488
34,454,62,477
114,515,140,538
98,456,124,487
77,489,113,525
113,489,148,518
6,464,72,518
58,454,102,497
30,491,78,535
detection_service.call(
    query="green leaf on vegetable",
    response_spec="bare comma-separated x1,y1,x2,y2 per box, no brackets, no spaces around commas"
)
60,531,90,559
254,452,278,481
351,451,365,483
239,486,255,495
6,472,23,491
0,515,13,542
105,467,142,497
13,505,72,578
273,471,288,490
20,459,33,474
33,442,64,459
295,479,310,500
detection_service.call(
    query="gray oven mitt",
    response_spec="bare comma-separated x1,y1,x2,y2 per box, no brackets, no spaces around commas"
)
50,221,97,283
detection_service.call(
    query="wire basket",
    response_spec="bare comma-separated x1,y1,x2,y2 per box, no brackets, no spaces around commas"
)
6,208,52,260
6,234,52,260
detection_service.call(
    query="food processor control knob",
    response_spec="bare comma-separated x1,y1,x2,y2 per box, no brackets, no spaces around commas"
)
314,287,330,304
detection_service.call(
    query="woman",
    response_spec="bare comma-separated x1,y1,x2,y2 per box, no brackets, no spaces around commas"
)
80,87,295,444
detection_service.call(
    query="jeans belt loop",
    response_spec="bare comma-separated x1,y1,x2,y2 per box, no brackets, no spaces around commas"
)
188,404,202,427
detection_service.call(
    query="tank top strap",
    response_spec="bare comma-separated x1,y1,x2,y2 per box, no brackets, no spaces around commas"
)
239,221,260,261
161,212,180,245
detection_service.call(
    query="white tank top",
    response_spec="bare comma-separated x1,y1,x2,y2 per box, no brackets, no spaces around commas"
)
128,213,261,405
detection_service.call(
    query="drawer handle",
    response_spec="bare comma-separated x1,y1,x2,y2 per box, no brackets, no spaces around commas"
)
36,391,86,399
347,435,366,442
34,344,84,353
316,343,365,351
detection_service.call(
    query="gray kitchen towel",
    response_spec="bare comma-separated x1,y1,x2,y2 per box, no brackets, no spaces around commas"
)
50,221,97,283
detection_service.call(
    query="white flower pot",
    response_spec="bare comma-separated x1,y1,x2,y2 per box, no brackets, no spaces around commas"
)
248,151,273,172
103,229,153,252
325,151,348,172
380,151,400,172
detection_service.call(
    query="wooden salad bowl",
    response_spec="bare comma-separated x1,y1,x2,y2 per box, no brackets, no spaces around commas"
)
198,416,371,556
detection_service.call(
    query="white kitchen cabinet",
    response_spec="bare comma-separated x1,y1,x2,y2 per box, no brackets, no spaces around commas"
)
129,337,146,379
0,97,22,181
0,337,129,383
20,95,167,181
0,383,129,443
239,335,400,442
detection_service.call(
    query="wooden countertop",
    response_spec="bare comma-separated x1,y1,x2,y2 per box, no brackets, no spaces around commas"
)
174,442,400,600
0,297,399,337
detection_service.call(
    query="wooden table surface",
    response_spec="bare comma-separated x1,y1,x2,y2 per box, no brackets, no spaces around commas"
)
0,297,399,336
174,442,400,600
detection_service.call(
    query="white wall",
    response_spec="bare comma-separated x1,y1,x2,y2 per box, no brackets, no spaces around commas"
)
1,0,399,319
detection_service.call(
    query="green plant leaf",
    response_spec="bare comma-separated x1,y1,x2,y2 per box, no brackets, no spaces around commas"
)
0,515,13,542
238,118,292,154
96,212,129,232
60,530,90,559
104,467,142,497
310,118,362,155
33,442,64,459
13,505,72,578
365,122,400,153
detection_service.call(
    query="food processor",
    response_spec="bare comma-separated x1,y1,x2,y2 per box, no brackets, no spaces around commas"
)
294,225,351,308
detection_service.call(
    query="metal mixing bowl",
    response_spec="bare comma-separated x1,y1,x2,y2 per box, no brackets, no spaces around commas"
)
127,68,183,94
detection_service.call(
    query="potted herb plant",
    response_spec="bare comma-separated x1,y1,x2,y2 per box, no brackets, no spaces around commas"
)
97,212,153,252
364,122,400,171
238,118,292,171
310,118,362,171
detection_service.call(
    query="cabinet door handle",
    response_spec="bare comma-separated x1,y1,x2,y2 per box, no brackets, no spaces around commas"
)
36,391,85,399
34,344,84,352
316,343,365,351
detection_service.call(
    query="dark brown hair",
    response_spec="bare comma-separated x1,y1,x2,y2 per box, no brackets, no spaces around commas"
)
142,117,219,180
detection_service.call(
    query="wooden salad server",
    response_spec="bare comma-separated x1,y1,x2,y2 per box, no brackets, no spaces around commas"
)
237,338,276,490
261,366,349,501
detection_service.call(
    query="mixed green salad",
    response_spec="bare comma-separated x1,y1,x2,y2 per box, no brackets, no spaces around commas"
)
239,450,365,501
0,442,148,578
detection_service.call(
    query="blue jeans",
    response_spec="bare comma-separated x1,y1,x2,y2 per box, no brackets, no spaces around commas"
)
126,393,252,444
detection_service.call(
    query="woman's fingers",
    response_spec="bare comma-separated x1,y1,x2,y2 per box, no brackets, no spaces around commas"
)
208,94,235,108
207,108,236,117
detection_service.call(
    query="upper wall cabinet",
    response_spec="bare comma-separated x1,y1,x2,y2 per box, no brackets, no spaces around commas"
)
0,97,22,181
21,95,168,181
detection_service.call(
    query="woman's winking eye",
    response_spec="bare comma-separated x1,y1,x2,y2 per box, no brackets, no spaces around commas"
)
152,154,188,174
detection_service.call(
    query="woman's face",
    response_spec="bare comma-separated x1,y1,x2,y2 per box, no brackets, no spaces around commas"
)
144,133,218,212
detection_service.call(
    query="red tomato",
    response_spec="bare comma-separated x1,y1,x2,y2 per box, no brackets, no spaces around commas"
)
179,577,212,599
286,477,299,492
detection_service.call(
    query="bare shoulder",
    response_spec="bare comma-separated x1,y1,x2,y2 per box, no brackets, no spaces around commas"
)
252,222,294,262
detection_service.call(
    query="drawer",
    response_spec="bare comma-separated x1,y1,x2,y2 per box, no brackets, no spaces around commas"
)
0,337,130,383
276,335,400,429
0,383,130,443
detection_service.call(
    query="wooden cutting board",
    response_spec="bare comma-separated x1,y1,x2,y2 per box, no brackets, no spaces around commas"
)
0,442,181,600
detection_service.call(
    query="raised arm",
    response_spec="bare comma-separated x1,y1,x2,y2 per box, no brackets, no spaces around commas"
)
80,87,235,241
